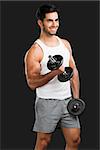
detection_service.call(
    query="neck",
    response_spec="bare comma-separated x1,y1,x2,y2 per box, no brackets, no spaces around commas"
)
40,32,56,41
39,33,59,47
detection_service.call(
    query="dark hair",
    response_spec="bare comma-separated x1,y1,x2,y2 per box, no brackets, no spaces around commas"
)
35,3,60,21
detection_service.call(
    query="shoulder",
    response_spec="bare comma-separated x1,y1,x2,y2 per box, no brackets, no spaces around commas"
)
24,42,43,63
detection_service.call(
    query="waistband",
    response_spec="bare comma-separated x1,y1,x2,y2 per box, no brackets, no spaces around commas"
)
37,97,72,101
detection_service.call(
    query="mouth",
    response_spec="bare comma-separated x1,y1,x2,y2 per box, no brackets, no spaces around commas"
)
50,27,58,31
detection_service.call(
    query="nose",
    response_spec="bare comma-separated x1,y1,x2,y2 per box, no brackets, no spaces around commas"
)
52,21,57,26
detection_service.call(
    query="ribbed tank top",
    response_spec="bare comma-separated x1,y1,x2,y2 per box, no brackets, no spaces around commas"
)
35,36,72,99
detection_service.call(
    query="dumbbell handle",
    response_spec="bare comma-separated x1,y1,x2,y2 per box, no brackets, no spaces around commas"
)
62,71,68,75
58,67,73,82
48,55,56,63
62,67,73,75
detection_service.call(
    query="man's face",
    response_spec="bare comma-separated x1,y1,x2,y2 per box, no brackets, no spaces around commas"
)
41,12,59,35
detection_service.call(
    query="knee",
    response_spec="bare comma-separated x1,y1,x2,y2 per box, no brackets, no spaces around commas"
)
72,135,81,146
41,139,50,147
40,139,48,148
39,137,51,149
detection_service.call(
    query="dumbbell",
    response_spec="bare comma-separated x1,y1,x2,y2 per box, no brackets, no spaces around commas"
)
67,98,86,116
58,67,73,82
47,55,63,70
47,55,73,82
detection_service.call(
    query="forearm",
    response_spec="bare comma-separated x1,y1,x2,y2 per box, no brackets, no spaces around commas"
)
27,69,61,90
71,70,80,99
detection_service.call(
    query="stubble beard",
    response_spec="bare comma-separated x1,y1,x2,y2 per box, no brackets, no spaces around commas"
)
43,27,58,36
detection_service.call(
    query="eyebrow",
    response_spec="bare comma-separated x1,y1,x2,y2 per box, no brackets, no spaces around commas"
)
47,18,59,21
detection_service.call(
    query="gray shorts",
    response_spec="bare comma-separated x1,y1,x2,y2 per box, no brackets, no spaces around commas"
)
33,97,80,133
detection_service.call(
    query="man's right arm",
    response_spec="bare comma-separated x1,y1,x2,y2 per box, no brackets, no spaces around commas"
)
24,44,63,90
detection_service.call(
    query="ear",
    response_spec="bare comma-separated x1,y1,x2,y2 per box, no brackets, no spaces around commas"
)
37,19,43,28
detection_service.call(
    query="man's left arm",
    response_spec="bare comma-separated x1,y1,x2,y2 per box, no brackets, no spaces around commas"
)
69,55,80,99
62,39,80,99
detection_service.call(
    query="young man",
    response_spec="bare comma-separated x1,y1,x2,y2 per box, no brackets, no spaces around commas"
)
24,4,81,150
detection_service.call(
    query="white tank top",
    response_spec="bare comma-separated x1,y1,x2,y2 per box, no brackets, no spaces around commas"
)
35,36,72,99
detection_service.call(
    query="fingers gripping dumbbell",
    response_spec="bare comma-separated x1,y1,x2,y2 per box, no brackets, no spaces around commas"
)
58,67,73,82
67,98,86,116
47,55,63,70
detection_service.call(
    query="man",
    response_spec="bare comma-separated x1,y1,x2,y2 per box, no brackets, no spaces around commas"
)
24,3,81,150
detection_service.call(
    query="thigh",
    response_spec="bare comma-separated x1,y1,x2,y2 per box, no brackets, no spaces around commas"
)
61,99,81,128
33,98,62,133
61,127,80,143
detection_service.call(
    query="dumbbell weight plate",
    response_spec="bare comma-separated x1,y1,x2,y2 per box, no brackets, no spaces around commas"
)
58,67,73,82
47,55,63,70
67,99,86,116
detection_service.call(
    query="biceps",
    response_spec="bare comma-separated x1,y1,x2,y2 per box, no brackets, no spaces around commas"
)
69,55,76,69
25,61,41,79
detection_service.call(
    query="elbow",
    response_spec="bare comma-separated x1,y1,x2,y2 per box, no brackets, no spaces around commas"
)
26,78,36,90
28,81,36,90
28,84,36,91
25,72,37,90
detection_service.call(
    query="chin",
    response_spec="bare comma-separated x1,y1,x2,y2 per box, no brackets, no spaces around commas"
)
49,32,57,36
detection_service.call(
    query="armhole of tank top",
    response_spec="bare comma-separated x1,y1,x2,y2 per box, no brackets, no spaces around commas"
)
57,37,71,63
34,40,44,63
58,37,71,55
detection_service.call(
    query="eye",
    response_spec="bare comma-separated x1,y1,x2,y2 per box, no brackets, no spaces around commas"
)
47,19,53,22
55,18,59,22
